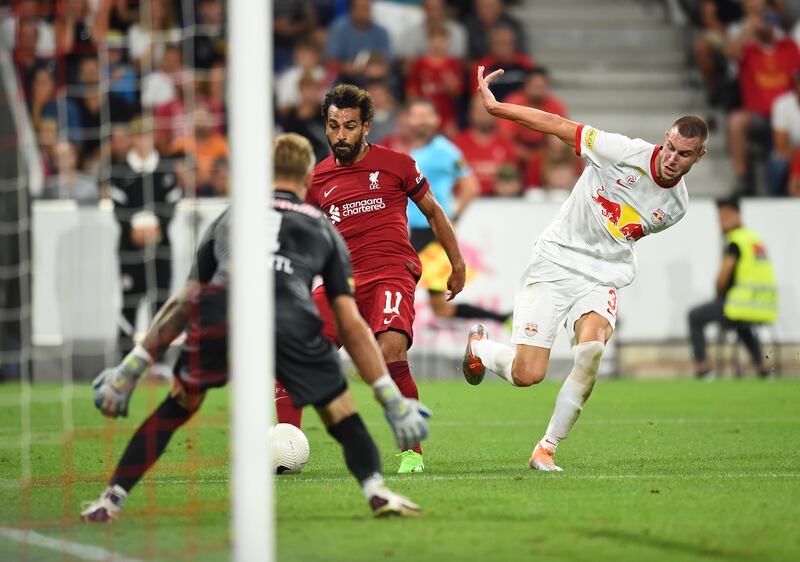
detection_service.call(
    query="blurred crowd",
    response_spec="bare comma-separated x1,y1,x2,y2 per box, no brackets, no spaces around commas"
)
683,0,800,196
11,0,800,204
9,0,580,204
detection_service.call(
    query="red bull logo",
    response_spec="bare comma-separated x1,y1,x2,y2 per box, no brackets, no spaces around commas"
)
524,323,539,338
592,186,645,241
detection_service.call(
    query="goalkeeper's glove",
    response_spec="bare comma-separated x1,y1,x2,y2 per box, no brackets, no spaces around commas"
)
372,374,431,450
92,345,151,418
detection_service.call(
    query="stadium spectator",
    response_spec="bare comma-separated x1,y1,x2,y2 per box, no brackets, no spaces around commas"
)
494,163,523,197
36,118,59,180
691,0,744,108
106,0,138,34
67,56,133,169
14,15,54,100
469,24,534,102
170,104,228,191
196,156,229,197
1,0,56,56
190,0,226,70
41,140,100,204
279,73,329,163
688,198,777,380
406,25,464,136
324,0,393,82
54,0,100,84
127,0,181,70
276,40,328,114
27,67,58,131
452,95,517,196
110,117,182,364
768,70,800,195
381,107,413,153
396,0,467,60
727,10,800,194
366,80,400,144
141,44,184,108
499,67,566,166
104,31,138,105
274,0,318,73
195,60,227,135
464,0,527,61
525,134,583,191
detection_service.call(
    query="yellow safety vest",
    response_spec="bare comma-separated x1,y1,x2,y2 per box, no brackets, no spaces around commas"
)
723,227,778,324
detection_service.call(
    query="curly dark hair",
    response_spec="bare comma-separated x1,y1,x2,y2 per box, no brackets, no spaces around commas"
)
321,84,374,123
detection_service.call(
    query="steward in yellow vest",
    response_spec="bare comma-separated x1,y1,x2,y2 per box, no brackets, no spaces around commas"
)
688,198,776,379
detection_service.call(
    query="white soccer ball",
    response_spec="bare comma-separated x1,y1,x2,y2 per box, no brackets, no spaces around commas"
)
268,423,310,474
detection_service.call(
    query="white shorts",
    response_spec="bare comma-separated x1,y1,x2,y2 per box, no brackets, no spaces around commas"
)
510,253,619,348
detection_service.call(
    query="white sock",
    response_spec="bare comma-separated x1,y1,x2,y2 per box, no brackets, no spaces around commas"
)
361,472,385,499
472,339,516,385
541,341,604,451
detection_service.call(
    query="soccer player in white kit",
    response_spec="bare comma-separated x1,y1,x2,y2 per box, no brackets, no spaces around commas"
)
462,66,708,471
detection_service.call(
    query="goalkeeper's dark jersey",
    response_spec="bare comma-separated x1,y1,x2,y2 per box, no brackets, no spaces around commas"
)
191,189,354,313
181,189,354,406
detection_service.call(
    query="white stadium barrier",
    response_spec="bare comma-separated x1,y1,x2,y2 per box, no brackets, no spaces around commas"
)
31,197,799,374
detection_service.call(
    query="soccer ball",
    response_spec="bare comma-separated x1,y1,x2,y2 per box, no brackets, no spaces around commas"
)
268,423,310,474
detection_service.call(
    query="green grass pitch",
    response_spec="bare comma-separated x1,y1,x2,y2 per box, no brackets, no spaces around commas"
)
0,378,798,561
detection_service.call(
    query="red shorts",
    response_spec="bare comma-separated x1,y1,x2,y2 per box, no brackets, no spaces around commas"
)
313,272,418,348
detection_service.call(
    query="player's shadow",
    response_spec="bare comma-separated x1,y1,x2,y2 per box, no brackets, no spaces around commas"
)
577,528,748,561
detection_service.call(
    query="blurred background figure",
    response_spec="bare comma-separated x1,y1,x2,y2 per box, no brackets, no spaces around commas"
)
41,140,100,204
109,118,182,370
406,24,464,137
768,70,800,196
726,7,800,195
279,73,329,163
469,23,534,103
325,0,392,83
397,0,467,61
464,0,527,61
366,79,400,144
452,95,517,196
406,99,509,323
688,198,778,380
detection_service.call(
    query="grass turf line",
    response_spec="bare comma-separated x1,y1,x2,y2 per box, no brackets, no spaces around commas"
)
0,379,798,562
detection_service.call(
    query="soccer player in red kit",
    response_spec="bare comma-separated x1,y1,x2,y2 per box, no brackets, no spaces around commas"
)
276,84,466,473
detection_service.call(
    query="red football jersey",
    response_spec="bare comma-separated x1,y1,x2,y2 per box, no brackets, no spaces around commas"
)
308,143,430,283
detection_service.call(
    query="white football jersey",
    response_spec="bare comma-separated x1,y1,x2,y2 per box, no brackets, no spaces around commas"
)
533,125,689,288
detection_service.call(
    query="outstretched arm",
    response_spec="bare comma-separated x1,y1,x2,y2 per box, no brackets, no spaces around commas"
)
476,65,580,148
414,189,466,300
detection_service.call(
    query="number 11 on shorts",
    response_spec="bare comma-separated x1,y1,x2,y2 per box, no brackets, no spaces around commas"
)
383,290,402,315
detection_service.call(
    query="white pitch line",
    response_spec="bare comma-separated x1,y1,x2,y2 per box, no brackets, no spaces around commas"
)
0,526,143,562
2,472,798,490
434,417,800,427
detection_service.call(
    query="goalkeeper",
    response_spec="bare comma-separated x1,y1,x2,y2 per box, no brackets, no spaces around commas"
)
81,133,429,522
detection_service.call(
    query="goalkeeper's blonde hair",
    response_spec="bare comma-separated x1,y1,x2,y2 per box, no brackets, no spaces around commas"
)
274,133,315,182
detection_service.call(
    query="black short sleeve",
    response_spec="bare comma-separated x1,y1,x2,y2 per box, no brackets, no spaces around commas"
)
320,220,354,302
189,210,229,283
724,241,741,260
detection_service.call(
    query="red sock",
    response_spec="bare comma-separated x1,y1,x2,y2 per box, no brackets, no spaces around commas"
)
275,380,303,428
387,361,422,454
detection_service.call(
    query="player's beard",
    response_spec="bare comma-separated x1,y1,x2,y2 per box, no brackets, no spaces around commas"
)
330,131,365,165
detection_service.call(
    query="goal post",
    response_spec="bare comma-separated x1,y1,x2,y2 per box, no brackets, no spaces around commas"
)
229,0,273,560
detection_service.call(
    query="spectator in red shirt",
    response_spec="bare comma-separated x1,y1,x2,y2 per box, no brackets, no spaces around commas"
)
727,12,800,193
452,95,518,196
406,24,464,137
499,67,566,164
470,24,534,102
